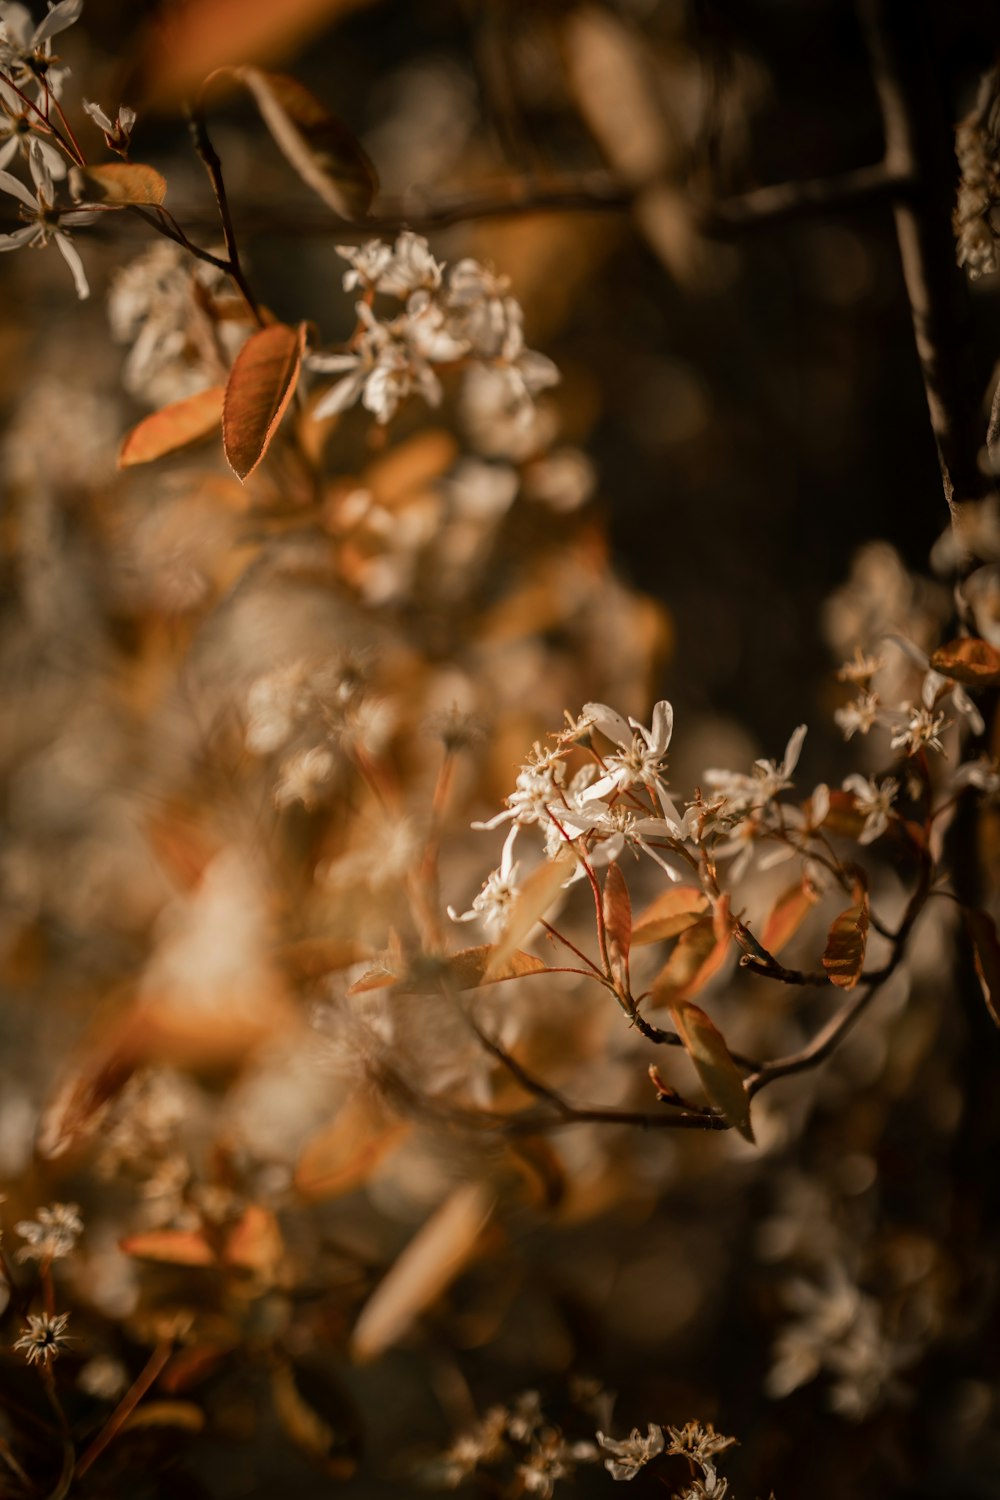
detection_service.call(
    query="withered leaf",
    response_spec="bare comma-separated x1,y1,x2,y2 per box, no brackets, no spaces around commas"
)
271,1359,360,1479
223,321,306,481
669,999,754,1142
930,637,1000,687
647,895,731,1009
762,876,820,956
119,1228,216,1266
602,863,632,984
118,386,225,468
295,1089,409,1201
632,884,709,945
70,161,167,205
238,68,377,219
121,1401,206,1433
277,936,373,982
964,907,1000,1028
822,890,870,989
351,1180,495,1362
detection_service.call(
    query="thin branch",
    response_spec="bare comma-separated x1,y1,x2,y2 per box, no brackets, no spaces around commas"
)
74,1340,173,1481
185,104,263,326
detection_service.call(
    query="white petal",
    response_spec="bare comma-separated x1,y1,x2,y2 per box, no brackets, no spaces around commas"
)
54,230,89,298
782,724,808,777
646,699,673,753
0,165,37,208
0,222,39,249
32,0,83,45
582,701,632,749
82,99,114,132
311,370,364,420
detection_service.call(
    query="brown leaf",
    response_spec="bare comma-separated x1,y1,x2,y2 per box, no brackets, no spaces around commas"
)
136,0,376,109
271,1359,359,1479
118,386,225,468
223,321,306,481
965,907,1000,1028
70,161,167,205
295,1089,409,1200
822,890,870,989
485,850,576,979
224,1204,283,1275
930,637,1000,687
631,884,709,945
432,946,548,989
121,1402,206,1433
820,788,868,840
761,876,821,956
602,862,631,987
351,1181,495,1362
647,895,731,1010
669,999,754,1142
276,936,373,982
237,68,377,219
36,1038,137,1160
119,1228,216,1266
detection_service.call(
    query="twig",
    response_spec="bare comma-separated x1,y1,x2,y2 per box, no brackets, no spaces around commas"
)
185,103,263,326
74,1341,173,1481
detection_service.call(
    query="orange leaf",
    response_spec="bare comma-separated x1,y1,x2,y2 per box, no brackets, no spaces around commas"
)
136,0,376,108
351,1181,495,1362
70,161,167,205
822,891,870,989
647,894,731,1010
119,1228,216,1266
295,1090,409,1201
224,1204,283,1274
238,68,377,219
964,907,1000,1028
631,884,709,945
669,999,754,1142
761,876,821,955
118,386,225,468
223,321,306,481
277,936,373,982
602,862,631,987
930,637,1000,687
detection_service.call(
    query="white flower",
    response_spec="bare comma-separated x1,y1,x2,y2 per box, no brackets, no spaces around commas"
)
335,237,392,291
951,755,1000,794
704,724,807,814
0,76,66,175
82,98,135,152
886,633,985,735
0,0,81,100
15,1200,83,1261
842,773,898,844
448,826,521,936
0,136,92,296
375,230,443,297
888,704,948,755
580,699,676,809
555,796,682,878
597,1424,665,1481
13,1310,72,1366
834,691,881,740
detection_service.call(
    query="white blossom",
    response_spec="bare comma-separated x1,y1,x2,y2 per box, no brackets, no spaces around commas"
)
834,690,881,740
448,826,522,936
15,1200,83,1260
0,136,92,296
888,703,948,755
580,699,677,811
0,0,81,100
13,1310,72,1366
842,773,898,844
597,1424,665,1481
704,724,807,814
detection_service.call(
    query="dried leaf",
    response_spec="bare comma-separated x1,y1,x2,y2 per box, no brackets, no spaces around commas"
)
295,1090,409,1201
224,1204,283,1275
602,862,631,987
930,637,1000,687
647,895,731,1010
36,1036,137,1160
70,161,167,205
351,1181,495,1362
119,1228,216,1266
965,907,1000,1027
223,321,306,481
118,386,225,468
632,885,709,945
761,876,821,955
820,789,867,841
238,68,377,219
271,1359,359,1479
121,1402,206,1433
485,850,576,978
669,999,754,1142
822,890,870,989
136,0,376,108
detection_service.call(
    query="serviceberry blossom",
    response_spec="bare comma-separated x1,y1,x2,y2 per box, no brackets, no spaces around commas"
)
842,773,899,844
15,1200,83,1260
309,232,558,426
834,690,881,740
703,724,807,817
0,76,65,174
597,1424,666,1481
82,97,135,154
580,699,678,814
886,633,985,734
888,704,948,755
0,136,93,296
448,826,522,936
555,797,683,878
0,0,81,102
13,1310,72,1366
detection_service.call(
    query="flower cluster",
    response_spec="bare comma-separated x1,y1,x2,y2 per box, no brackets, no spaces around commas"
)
308,231,559,425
